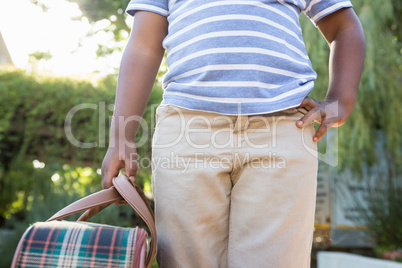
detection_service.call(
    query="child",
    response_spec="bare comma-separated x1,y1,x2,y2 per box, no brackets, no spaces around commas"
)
101,0,365,267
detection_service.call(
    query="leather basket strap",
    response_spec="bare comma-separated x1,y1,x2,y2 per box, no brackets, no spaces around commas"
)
77,203,110,221
113,174,157,268
77,182,153,222
47,187,122,221
46,174,156,268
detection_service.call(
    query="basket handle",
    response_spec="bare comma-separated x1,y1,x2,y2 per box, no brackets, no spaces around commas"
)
47,174,156,268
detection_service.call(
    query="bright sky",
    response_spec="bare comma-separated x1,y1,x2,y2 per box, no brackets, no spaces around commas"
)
0,0,132,77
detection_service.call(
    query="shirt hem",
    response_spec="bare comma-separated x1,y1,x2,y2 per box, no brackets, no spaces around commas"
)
160,94,311,116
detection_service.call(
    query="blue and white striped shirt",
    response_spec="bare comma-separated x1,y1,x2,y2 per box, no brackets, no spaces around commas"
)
126,0,353,115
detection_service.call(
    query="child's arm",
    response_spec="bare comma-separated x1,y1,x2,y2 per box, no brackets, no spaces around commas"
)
101,11,168,189
296,7,365,142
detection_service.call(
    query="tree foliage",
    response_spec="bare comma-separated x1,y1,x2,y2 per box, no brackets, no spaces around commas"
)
68,0,131,41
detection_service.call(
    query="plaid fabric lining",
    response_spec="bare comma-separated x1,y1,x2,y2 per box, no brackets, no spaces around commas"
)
15,221,147,268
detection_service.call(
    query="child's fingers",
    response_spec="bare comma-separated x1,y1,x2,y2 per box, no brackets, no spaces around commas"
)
101,163,120,189
101,151,124,189
296,97,345,142
313,117,337,142
313,122,329,142
297,96,319,111
296,106,323,128
125,152,138,184
296,97,321,127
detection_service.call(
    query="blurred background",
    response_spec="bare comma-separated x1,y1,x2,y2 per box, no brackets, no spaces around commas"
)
0,0,401,267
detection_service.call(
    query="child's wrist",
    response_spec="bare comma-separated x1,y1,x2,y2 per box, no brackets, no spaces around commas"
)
108,133,136,148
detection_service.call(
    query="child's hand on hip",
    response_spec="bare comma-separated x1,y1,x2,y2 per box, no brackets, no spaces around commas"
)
296,96,349,142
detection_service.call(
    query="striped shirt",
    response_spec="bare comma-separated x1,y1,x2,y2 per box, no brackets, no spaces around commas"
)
126,0,353,115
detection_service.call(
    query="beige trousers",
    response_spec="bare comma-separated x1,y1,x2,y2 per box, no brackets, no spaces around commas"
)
151,104,318,268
